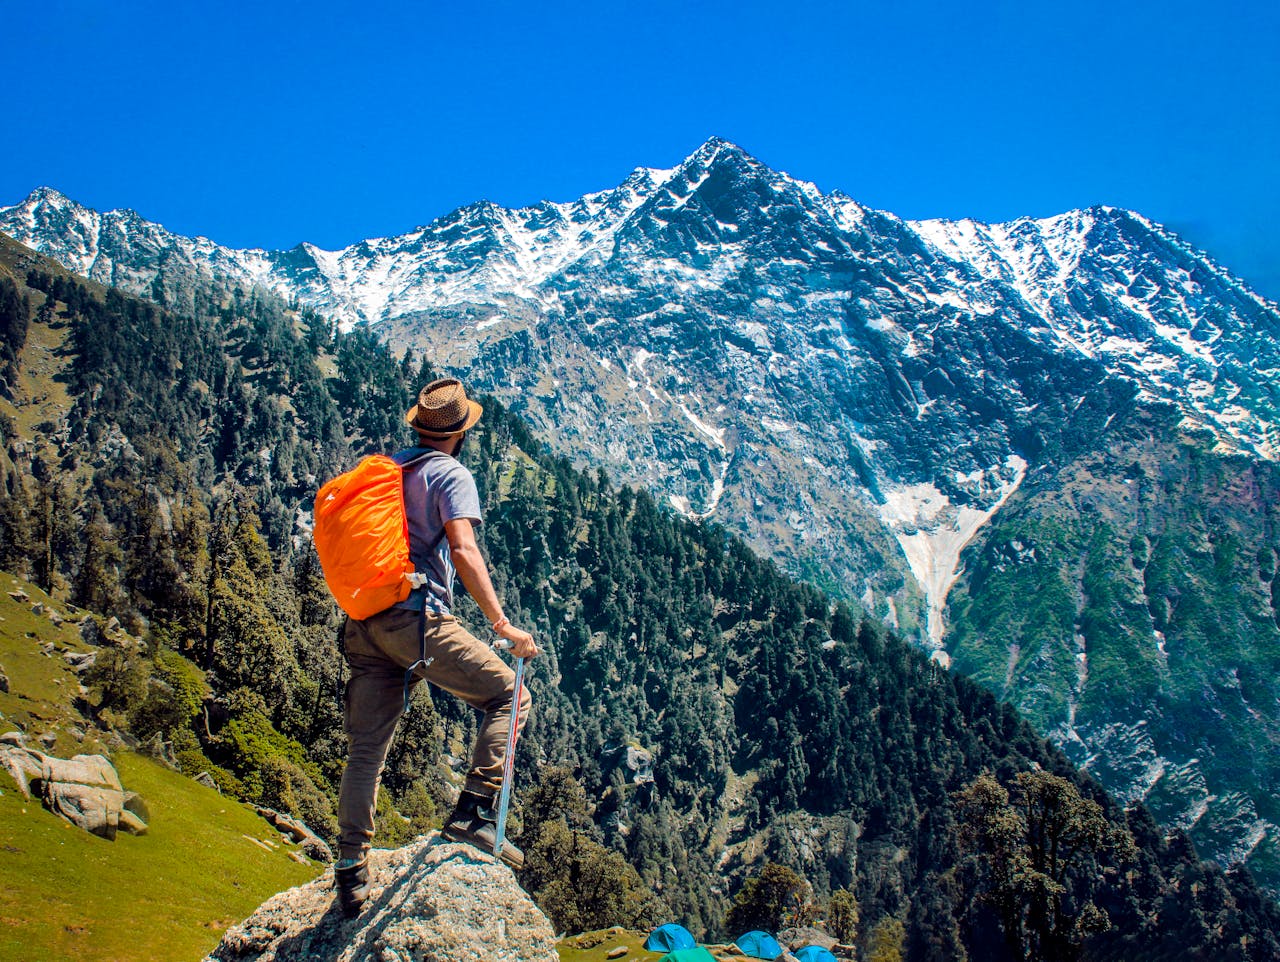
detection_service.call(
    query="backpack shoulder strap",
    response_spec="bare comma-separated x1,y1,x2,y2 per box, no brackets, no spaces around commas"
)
395,447,453,556
393,446,448,469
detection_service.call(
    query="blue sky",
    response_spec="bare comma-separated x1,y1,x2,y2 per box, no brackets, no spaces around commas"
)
10,0,1280,297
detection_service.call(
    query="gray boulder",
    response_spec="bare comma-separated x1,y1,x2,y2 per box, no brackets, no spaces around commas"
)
43,782,127,838
254,806,334,863
141,732,179,769
205,834,558,962
124,790,150,822
0,747,149,840
80,617,104,647
37,752,148,840
779,926,840,951
64,651,96,672
0,744,42,796
0,662,7,694
41,753,123,792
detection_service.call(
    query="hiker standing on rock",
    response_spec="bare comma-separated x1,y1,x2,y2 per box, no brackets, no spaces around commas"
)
332,378,537,916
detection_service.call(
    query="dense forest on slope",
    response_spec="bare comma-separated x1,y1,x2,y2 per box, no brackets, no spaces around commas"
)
0,234,1277,961
945,401,1280,892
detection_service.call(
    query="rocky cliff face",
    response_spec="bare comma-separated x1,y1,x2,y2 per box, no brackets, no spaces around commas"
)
5,139,1280,888
206,834,559,962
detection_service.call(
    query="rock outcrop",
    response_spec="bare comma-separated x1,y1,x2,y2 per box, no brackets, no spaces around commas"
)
0,745,148,839
255,805,334,863
206,833,558,962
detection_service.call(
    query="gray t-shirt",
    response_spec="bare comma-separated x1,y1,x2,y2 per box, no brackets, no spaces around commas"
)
392,447,482,616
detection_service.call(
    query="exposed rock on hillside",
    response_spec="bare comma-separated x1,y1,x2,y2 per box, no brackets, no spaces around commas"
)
0,746,148,838
255,805,334,863
206,833,558,962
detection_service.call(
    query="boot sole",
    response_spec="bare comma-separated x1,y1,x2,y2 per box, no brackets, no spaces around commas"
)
440,825,524,870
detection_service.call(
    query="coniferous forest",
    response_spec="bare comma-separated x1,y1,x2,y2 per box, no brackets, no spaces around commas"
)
1,234,1278,961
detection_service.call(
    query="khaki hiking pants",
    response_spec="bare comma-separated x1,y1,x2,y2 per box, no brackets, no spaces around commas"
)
336,608,532,861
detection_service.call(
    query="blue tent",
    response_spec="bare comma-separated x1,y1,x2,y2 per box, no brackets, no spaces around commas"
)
645,923,696,953
795,946,839,962
659,950,717,962
734,930,784,960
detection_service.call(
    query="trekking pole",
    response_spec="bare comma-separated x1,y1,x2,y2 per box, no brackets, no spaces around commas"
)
492,638,530,863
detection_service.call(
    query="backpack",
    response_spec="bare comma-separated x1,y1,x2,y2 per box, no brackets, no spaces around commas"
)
313,451,434,620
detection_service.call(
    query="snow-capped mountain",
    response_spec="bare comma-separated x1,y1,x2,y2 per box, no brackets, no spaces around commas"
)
5,138,1280,888
8,142,1276,637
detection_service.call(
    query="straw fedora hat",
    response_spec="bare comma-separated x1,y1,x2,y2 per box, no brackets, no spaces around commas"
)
405,378,483,439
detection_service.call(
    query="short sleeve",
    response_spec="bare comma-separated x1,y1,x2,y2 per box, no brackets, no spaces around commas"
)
435,463,482,526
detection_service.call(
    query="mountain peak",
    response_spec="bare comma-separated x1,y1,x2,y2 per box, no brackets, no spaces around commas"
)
23,186,77,208
681,136,755,170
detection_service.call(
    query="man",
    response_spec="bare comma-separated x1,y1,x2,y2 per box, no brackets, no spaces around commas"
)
334,377,538,917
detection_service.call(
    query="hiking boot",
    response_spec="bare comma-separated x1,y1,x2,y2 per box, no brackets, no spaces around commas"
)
441,790,524,870
334,857,371,918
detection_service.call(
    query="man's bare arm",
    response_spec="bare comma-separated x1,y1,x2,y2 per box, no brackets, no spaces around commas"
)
445,517,537,658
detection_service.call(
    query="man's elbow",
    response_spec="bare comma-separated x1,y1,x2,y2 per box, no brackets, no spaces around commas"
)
450,541,485,572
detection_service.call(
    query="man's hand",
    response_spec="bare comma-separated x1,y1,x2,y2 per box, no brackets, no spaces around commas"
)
496,621,538,659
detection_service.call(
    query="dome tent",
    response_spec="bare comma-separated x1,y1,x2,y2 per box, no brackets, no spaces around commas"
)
795,946,839,962
734,929,784,959
644,923,696,953
659,949,717,962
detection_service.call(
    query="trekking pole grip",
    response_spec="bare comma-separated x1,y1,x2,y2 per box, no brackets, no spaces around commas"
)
492,637,541,655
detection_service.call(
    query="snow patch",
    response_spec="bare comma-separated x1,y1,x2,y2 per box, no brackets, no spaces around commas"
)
882,455,1028,651
678,402,727,451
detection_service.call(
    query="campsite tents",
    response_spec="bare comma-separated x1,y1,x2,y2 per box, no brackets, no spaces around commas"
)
659,949,717,962
645,923,696,953
734,930,784,959
794,946,839,962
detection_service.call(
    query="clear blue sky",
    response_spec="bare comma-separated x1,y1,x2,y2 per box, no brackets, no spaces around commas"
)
10,0,1280,297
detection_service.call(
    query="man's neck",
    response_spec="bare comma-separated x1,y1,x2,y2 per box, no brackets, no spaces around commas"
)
418,436,461,458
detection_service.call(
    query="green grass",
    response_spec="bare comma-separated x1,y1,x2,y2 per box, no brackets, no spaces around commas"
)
556,928,664,961
0,576,322,962
0,754,321,962
0,575,101,756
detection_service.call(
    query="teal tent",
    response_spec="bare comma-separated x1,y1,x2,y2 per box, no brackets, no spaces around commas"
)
645,923,696,953
659,949,717,962
795,947,839,962
735,930,784,959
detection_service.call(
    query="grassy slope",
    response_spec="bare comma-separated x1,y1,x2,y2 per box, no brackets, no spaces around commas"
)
0,233,79,450
555,928,666,960
0,577,321,962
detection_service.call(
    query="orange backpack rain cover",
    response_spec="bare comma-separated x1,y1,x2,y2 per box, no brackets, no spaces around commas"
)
313,455,415,620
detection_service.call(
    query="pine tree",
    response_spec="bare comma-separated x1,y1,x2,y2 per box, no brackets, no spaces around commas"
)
726,862,813,934
73,502,123,616
828,887,860,944
954,771,1136,962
